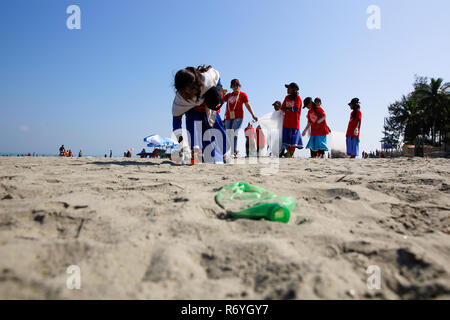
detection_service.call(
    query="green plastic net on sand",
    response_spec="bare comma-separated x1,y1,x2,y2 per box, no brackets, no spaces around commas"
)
215,182,296,223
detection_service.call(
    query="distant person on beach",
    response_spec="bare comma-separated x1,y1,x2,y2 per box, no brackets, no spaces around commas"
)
346,98,362,158
273,100,281,111
139,148,147,158
223,79,258,158
256,124,266,158
302,97,330,158
281,82,303,158
172,65,228,164
110,150,112,158
68,150,72,157
414,135,424,157
59,145,65,156
244,122,256,158
78,150,82,157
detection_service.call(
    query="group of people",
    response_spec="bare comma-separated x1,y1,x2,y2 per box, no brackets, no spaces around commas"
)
124,150,132,158
362,150,386,159
268,88,361,159
59,145,82,157
9,153,37,157
243,122,266,158
171,65,362,164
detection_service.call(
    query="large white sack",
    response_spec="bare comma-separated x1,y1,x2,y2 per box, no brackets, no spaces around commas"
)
258,111,284,157
328,131,347,156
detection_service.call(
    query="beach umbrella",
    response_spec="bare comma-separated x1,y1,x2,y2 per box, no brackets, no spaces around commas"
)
144,134,178,148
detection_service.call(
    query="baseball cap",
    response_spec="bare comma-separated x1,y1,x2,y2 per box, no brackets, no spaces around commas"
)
230,79,241,88
348,98,360,106
204,86,224,111
303,97,313,109
285,82,299,91
272,101,282,107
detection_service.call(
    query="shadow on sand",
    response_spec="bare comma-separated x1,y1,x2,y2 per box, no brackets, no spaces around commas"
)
90,160,178,167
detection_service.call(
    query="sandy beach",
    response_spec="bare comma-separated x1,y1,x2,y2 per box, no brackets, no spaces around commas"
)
0,156,449,299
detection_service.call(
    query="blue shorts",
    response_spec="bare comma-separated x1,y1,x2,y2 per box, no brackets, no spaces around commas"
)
346,136,359,156
306,135,329,151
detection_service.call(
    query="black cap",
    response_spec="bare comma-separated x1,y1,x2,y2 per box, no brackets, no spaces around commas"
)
230,79,241,88
303,97,313,109
272,101,281,107
285,82,299,91
348,98,360,106
204,86,224,111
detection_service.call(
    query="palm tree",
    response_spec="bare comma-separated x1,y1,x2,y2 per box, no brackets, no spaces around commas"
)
387,95,424,143
413,78,450,145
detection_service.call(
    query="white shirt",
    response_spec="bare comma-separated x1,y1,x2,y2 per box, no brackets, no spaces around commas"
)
172,68,220,127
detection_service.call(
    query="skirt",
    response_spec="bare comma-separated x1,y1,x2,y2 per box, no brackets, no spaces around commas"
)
282,127,303,149
346,136,359,156
306,135,329,151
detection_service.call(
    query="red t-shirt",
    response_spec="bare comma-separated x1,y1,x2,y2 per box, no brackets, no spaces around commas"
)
224,91,249,120
245,126,256,140
307,106,330,136
256,125,266,147
281,95,302,129
346,110,362,137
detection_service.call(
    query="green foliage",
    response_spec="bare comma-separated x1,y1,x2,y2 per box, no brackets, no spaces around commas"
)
384,76,450,146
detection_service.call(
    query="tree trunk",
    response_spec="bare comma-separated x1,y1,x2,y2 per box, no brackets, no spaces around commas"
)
433,122,436,145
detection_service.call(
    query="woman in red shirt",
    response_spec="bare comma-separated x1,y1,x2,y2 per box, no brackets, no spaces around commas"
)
302,97,330,158
281,82,303,158
224,79,258,157
346,98,362,158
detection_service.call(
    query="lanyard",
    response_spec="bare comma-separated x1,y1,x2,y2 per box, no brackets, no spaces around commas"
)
229,91,240,112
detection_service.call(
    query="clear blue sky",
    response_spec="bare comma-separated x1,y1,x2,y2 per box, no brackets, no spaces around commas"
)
1,0,449,156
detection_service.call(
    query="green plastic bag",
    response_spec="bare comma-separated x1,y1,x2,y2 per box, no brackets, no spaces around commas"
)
215,182,296,223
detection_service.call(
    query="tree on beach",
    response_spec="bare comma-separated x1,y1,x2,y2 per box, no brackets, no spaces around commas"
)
384,76,450,146
412,77,450,145
382,116,401,149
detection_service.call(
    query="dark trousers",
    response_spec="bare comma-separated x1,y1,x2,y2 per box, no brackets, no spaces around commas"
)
310,150,325,158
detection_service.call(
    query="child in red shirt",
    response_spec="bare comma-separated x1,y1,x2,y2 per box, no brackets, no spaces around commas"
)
281,82,303,157
346,98,362,158
302,97,330,158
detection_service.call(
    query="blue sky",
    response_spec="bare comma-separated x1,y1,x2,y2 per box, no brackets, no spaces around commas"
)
1,0,449,156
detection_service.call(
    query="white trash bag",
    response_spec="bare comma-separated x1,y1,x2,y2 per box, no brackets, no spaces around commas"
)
258,110,284,157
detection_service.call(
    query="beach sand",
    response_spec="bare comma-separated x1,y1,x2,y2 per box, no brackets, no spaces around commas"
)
0,157,449,299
